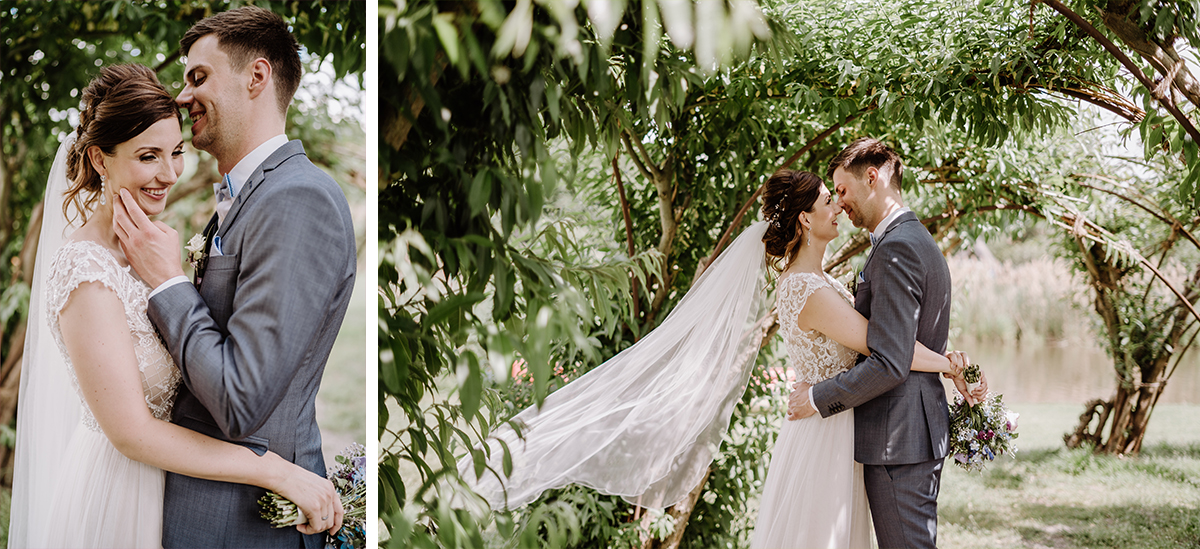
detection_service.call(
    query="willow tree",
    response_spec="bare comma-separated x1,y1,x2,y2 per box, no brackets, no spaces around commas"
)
379,1,777,546
1016,0,1200,455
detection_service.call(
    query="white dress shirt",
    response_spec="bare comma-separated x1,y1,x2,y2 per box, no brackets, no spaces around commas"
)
150,135,289,298
805,205,911,414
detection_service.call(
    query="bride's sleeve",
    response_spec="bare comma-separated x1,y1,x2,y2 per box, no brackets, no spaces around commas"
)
775,274,817,324
45,247,119,320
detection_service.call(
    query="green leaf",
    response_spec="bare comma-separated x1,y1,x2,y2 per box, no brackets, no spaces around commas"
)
460,353,483,418
493,259,514,321
432,12,461,66
468,168,493,215
498,437,514,477
423,292,485,328
472,448,486,479
381,331,404,394
379,459,404,514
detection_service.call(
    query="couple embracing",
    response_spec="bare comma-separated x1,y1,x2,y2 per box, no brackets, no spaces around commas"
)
465,138,988,548
10,7,356,548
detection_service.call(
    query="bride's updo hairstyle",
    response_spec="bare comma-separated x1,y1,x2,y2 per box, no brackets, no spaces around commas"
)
761,169,823,272
64,64,182,223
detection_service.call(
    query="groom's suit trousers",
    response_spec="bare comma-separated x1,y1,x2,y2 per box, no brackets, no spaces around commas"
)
149,140,357,549
811,211,952,548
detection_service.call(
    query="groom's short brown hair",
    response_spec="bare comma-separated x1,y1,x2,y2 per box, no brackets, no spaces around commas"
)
180,6,302,116
827,138,904,190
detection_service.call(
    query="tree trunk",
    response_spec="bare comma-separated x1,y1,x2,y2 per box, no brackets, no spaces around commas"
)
1068,246,1198,455
640,468,712,549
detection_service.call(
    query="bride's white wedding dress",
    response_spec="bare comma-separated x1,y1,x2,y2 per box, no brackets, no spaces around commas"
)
750,272,873,549
38,239,182,548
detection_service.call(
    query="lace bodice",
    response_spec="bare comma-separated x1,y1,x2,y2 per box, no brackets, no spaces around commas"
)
45,240,181,432
775,272,859,385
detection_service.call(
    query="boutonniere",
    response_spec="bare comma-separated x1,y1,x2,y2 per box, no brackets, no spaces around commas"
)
185,233,207,271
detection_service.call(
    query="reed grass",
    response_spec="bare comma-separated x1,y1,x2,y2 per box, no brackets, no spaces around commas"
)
948,254,1094,345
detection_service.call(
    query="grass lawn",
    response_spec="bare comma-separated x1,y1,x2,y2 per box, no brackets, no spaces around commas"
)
939,403,1200,549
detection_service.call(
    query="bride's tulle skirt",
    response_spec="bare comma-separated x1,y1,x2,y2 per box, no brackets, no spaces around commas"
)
750,408,874,549
36,422,164,548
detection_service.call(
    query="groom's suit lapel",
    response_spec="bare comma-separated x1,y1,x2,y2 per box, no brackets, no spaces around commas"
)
216,140,306,239
862,211,918,271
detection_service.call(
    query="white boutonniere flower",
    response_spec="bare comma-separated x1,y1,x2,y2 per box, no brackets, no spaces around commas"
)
185,233,207,270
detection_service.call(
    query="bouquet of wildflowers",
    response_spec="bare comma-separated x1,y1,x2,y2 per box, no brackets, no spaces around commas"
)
259,443,366,548
948,380,1019,472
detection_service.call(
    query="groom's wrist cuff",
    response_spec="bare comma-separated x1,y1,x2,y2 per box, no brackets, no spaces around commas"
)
808,386,818,414
149,276,190,299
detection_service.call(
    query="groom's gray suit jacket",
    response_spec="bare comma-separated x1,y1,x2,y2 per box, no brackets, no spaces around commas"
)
811,211,951,465
148,140,357,548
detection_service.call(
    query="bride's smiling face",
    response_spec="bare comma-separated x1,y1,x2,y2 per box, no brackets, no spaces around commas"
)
802,184,841,243
90,118,184,217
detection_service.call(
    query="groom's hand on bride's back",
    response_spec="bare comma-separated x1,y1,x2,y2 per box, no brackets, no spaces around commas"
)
112,189,185,288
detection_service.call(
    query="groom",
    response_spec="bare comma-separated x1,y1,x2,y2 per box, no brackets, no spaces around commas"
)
787,138,955,548
113,7,356,548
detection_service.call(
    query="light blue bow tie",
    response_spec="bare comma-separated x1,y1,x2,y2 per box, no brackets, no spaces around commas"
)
214,173,234,225
869,232,880,247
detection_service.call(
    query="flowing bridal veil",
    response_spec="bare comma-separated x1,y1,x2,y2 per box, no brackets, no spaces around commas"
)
461,221,772,510
9,133,83,547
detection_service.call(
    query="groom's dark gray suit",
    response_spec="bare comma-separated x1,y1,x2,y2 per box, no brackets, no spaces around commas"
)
811,210,951,549
148,140,357,548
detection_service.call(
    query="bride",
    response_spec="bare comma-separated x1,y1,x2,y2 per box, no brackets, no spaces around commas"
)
9,64,342,548
461,169,981,547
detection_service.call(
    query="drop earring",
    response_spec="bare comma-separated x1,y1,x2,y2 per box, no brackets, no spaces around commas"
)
98,175,107,205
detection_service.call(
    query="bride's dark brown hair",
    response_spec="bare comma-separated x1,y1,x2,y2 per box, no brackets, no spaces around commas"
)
761,169,824,273
64,64,182,223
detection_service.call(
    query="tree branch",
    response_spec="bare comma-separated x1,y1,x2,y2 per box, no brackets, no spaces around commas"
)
154,51,182,73
1099,8,1200,109
382,54,448,152
614,153,641,333
1041,0,1200,145
1055,86,1144,122
622,131,656,182
1070,173,1200,251
623,128,662,181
